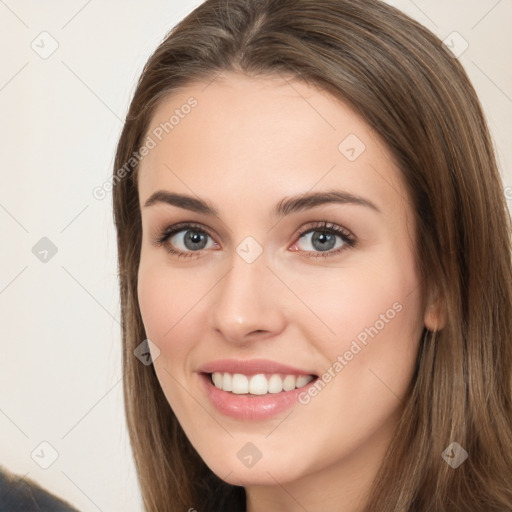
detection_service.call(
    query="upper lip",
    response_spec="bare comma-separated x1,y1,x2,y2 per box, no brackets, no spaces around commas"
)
198,358,318,376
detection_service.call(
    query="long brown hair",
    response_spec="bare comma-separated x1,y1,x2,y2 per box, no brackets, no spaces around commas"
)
112,1,512,510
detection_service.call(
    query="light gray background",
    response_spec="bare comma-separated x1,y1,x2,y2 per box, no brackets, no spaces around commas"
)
0,1,510,511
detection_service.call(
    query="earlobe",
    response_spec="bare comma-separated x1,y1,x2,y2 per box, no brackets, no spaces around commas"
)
424,293,447,331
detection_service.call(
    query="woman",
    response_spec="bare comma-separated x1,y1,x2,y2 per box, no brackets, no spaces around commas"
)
112,0,512,510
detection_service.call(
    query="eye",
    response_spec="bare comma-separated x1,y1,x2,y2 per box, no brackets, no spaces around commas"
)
152,220,356,259
151,222,217,259
291,221,356,258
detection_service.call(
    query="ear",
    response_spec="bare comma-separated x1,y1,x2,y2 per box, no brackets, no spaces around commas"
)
423,288,447,331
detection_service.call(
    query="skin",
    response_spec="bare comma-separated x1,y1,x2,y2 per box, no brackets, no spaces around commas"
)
136,72,442,512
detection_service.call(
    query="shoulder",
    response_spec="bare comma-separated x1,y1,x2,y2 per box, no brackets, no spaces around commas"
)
0,466,79,511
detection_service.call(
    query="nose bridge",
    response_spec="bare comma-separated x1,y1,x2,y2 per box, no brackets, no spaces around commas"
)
209,244,284,342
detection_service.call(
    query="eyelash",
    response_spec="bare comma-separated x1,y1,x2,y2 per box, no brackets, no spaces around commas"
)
151,221,357,259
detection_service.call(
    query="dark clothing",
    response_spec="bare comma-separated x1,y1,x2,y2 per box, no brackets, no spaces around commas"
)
0,467,79,511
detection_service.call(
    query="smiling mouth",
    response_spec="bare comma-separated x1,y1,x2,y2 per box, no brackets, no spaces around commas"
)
206,371,319,396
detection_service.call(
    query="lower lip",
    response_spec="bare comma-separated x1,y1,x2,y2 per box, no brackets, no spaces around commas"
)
199,373,317,421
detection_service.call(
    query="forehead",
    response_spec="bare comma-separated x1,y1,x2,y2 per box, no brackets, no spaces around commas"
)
137,72,406,217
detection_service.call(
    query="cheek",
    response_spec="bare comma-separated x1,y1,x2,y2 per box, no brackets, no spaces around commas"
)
298,247,423,393
294,258,421,348
137,262,198,363
137,264,172,340
288,266,422,459
137,259,221,384
137,263,201,415
137,255,207,333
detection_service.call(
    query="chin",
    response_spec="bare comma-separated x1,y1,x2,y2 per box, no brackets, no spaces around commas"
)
201,450,310,487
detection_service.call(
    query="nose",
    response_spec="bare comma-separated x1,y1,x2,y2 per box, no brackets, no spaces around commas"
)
208,249,287,345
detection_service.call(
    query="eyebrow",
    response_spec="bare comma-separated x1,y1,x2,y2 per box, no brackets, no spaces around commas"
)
143,189,381,217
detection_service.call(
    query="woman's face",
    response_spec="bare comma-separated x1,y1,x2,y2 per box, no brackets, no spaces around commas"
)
137,72,431,504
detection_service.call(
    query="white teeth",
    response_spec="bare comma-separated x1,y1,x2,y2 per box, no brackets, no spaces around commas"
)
249,374,268,395
268,374,283,393
283,375,296,391
212,372,222,388
296,375,312,388
210,372,315,395
231,374,249,394
223,372,232,392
